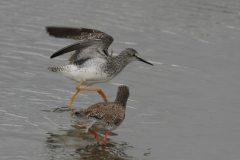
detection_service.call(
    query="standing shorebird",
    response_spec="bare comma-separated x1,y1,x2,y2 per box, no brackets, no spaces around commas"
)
46,27,153,108
75,85,129,145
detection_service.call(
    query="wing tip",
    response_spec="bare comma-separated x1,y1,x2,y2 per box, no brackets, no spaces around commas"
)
45,26,52,32
50,54,55,59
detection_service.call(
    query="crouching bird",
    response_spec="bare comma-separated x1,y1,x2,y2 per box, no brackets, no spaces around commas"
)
75,85,129,145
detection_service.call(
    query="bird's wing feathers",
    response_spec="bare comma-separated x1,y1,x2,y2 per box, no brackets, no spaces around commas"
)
46,27,113,42
49,40,107,64
49,41,93,59
80,103,125,124
46,27,114,61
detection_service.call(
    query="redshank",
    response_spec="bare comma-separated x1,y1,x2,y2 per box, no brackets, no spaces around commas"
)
46,27,152,108
75,85,129,145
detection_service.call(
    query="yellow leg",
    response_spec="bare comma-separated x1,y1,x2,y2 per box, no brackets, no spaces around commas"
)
68,90,80,109
68,81,108,109
68,81,85,109
79,88,108,102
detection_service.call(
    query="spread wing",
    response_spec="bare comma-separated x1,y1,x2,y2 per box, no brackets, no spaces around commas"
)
46,27,114,63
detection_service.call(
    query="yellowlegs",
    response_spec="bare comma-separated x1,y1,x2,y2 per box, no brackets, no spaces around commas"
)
75,85,129,145
46,27,152,108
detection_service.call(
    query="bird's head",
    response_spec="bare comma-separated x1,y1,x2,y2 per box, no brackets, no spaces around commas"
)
121,48,153,65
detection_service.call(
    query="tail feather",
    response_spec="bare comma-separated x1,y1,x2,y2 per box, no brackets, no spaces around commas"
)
48,67,64,72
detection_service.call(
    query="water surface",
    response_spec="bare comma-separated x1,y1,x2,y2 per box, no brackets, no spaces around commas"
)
1,0,240,159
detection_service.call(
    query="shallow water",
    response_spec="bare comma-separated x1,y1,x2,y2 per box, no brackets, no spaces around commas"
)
1,0,240,159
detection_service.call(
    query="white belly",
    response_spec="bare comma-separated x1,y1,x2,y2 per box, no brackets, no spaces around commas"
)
59,64,114,86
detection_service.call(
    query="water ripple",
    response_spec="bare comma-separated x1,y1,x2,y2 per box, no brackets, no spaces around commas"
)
0,110,28,119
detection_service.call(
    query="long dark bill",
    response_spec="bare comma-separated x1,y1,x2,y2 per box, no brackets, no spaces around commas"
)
138,57,153,66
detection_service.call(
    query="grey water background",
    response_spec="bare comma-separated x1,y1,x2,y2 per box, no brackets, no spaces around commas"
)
1,0,240,159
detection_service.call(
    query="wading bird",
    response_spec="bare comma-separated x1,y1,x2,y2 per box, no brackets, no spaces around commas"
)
46,27,152,108
75,85,129,145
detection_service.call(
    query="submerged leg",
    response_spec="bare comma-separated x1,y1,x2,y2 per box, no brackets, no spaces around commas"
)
103,130,109,145
81,123,99,143
68,81,108,109
88,128,99,143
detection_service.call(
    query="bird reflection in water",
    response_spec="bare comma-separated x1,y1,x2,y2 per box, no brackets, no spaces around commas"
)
45,125,135,160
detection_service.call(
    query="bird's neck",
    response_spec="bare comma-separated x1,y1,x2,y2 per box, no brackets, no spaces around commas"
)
105,54,130,76
114,92,129,109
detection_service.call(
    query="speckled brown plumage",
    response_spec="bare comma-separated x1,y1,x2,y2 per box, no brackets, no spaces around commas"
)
75,85,129,145
75,85,129,130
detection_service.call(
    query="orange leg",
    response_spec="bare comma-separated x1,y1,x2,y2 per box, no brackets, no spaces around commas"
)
103,130,109,145
68,81,108,109
81,123,99,143
68,81,84,109
79,88,107,102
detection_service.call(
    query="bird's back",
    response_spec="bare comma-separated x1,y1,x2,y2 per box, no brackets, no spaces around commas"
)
75,102,125,131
